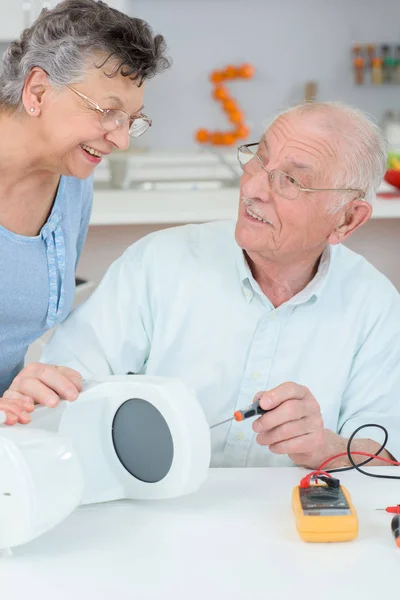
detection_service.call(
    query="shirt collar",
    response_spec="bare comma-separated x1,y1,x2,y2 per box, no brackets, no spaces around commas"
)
233,239,333,305
290,245,332,304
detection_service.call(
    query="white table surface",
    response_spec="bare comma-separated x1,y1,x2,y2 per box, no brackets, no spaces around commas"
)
90,184,400,226
3,467,400,600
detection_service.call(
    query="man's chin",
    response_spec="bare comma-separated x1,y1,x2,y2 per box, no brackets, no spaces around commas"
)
235,221,267,251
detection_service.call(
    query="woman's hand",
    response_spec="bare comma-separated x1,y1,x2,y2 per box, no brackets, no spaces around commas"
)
1,363,83,426
0,396,35,425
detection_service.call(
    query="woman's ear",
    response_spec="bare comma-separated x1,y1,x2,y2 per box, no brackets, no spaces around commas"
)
328,199,372,245
22,67,51,116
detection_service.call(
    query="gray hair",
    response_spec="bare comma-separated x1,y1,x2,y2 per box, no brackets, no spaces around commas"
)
265,102,388,211
0,0,170,111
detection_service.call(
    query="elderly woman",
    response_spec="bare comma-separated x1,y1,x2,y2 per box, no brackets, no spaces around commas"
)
0,0,169,424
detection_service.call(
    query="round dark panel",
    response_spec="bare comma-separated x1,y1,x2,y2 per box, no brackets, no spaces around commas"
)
112,398,174,483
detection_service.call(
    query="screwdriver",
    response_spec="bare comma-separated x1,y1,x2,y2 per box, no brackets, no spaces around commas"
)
376,505,400,514
210,398,268,429
376,505,400,547
392,515,400,548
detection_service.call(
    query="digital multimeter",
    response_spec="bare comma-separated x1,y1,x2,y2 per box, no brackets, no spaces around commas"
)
292,484,358,542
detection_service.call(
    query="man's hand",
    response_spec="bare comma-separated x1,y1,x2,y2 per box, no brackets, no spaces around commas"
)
252,382,326,468
252,382,396,469
1,363,83,426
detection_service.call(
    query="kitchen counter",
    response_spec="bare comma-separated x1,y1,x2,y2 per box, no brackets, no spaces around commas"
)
90,183,400,226
78,160,400,289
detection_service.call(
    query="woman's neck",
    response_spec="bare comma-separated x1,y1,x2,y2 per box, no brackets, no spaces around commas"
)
0,112,60,235
0,111,55,186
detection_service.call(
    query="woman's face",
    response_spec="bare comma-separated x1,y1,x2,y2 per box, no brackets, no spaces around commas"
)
31,64,146,179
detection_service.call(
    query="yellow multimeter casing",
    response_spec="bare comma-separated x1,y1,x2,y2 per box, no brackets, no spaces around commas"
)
292,484,358,543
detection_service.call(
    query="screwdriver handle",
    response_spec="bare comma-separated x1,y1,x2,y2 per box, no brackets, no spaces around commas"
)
234,399,268,422
391,514,400,547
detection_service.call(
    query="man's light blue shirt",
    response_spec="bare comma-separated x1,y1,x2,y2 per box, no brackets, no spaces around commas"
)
43,220,400,467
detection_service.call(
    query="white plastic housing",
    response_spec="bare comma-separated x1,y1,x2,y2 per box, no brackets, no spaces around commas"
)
0,428,84,550
28,375,211,504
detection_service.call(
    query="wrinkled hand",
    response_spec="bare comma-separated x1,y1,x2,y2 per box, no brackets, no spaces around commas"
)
252,382,326,468
0,363,83,426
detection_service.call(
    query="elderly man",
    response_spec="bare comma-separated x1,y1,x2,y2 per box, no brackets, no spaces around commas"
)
3,101,400,470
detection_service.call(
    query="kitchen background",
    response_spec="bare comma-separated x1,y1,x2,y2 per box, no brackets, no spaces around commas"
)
113,0,400,151
2,0,400,300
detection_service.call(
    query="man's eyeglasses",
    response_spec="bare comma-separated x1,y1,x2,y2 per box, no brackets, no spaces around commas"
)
66,85,151,138
237,142,365,201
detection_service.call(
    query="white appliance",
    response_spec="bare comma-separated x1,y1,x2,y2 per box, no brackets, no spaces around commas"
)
0,427,84,550
27,375,211,504
0,375,211,550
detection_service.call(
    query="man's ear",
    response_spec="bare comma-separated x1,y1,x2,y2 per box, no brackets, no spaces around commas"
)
21,67,51,116
328,199,372,245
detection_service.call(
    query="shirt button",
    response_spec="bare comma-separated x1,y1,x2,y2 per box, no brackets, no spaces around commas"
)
244,289,252,299
252,371,261,379
269,311,276,319
236,431,245,441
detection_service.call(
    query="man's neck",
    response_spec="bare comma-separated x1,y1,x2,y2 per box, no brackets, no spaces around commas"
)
245,247,327,308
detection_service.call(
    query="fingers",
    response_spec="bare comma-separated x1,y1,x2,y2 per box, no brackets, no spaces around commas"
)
9,363,82,407
256,382,309,412
254,399,307,432
55,366,83,392
255,415,322,447
254,396,320,433
3,389,35,407
11,377,61,407
268,430,325,456
0,398,33,425
0,364,83,426
251,383,324,458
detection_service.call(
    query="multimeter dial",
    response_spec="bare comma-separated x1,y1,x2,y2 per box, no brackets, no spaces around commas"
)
300,486,351,516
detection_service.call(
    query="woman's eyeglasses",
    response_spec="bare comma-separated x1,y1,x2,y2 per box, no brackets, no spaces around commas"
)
66,85,151,138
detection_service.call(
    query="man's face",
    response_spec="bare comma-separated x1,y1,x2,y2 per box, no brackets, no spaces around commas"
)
235,113,347,262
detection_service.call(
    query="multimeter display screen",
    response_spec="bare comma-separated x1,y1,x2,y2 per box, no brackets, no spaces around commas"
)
300,486,351,516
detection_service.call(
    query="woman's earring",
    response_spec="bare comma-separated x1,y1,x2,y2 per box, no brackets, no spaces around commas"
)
29,107,35,113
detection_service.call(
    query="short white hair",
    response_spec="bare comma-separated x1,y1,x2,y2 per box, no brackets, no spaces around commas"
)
264,102,388,211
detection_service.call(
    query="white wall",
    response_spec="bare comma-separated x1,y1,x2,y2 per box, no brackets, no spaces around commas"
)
126,0,400,151
2,0,399,151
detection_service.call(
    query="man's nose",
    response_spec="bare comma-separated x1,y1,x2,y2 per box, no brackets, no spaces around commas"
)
105,123,130,151
241,168,273,201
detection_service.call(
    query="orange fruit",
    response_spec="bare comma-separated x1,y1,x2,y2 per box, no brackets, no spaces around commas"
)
221,132,236,145
222,99,238,113
235,124,250,139
213,85,229,100
211,132,224,145
223,64,237,79
210,70,224,83
238,63,255,79
228,110,244,124
195,129,209,143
